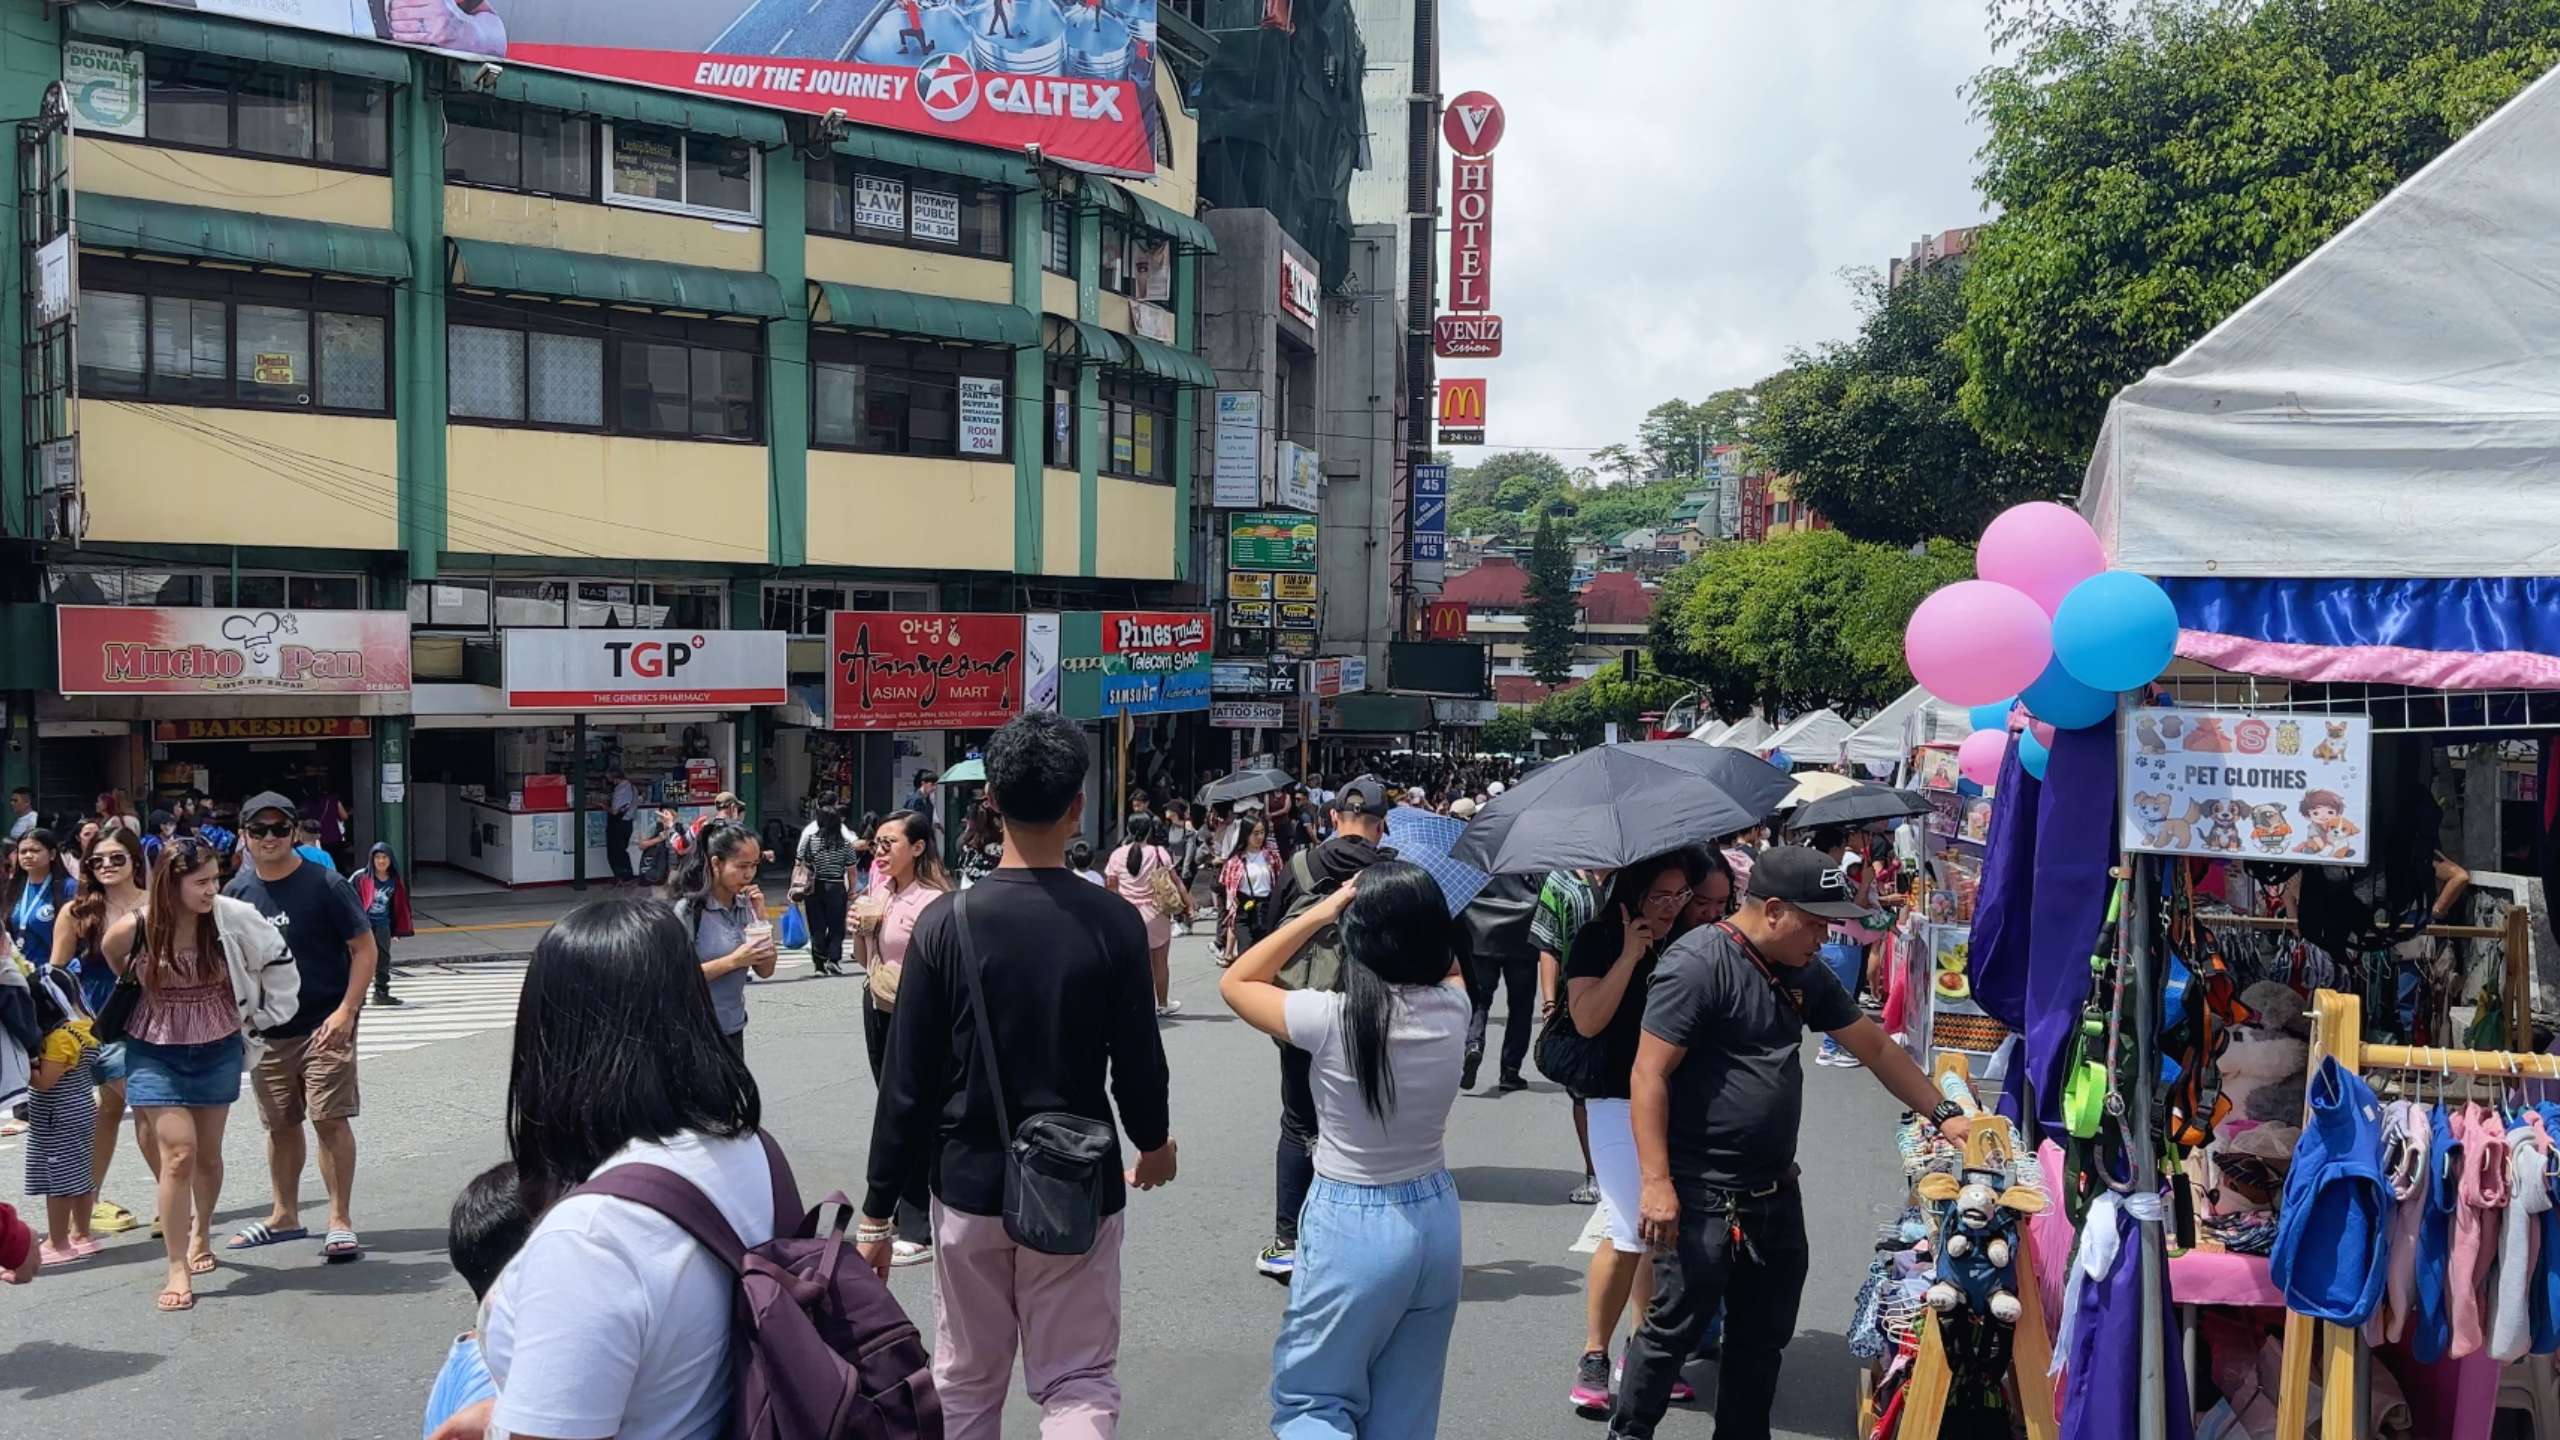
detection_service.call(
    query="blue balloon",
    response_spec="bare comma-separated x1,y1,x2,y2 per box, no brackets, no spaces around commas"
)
1967,700,2016,734
2019,658,2116,730
2019,728,2051,781
2053,571,2180,693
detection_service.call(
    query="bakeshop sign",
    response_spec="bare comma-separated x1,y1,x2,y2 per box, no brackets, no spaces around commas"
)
2117,708,2371,867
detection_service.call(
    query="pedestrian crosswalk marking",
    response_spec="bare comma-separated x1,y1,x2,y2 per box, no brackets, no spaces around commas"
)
357,954,817,1060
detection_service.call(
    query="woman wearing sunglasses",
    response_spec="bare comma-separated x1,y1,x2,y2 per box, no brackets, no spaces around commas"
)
53,828,154,1236
1558,848,1709,1415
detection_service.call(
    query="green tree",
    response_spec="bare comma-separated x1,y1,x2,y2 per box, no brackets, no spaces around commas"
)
1754,265,2078,545
1566,476,1692,544
1523,512,1578,684
1590,443,1645,483
1450,504,1516,541
1960,0,2560,458
1659,531,1974,714
1529,661,1695,747
1636,388,1757,476
1480,707,1534,753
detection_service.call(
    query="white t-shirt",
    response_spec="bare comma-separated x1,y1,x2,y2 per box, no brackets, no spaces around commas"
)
483,1131,777,1440
1282,984,1470,1185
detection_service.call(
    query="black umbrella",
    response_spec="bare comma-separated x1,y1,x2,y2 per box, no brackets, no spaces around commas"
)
1449,741,1796,875
1785,783,1932,833
1197,766,1296,806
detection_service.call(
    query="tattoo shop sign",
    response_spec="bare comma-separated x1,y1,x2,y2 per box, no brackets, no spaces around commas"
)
2118,708,2372,867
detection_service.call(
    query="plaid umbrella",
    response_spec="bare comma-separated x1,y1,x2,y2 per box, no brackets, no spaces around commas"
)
1385,806,1491,916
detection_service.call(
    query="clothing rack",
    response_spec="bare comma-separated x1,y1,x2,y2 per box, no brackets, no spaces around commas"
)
2185,909,2530,1052
2273,988,2560,1440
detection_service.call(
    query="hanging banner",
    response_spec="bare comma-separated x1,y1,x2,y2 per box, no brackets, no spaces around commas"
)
1024,611,1061,714
2118,708,2373,866
827,611,1025,731
1228,511,1319,572
1058,611,1213,719
64,43,145,138
58,606,411,695
956,376,1006,456
128,0,1162,177
1275,441,1322,513
1213,390,1265,508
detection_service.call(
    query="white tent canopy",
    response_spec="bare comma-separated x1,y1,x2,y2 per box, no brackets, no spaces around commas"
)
1707,715,1774,751
1845,686,1971,770
2080,61,2560,578
1760,708,1855,766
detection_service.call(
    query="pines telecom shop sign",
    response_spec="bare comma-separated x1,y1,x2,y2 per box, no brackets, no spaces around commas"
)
58,607,410,695
118,0,1165,178
828,611,1025,731
1057,611,1213,719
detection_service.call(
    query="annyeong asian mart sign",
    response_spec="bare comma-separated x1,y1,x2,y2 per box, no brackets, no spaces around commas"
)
116,0,1166,177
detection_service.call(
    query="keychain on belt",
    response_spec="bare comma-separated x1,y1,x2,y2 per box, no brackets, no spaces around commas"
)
1726,1197,1762,1266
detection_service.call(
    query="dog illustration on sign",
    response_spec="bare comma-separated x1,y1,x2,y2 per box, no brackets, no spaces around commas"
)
2311,722,2350,763
2296,789,2361,858
2133,792,2201,850
2250,802,2294,854
2197,799,2248,853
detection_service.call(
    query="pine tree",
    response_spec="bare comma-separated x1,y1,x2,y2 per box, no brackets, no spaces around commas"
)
1524,512,1578,685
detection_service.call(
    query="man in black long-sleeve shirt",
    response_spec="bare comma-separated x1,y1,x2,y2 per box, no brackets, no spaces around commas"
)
860,712,1175,1437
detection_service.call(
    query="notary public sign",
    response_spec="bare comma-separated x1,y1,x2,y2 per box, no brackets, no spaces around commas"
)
130,0,1164,177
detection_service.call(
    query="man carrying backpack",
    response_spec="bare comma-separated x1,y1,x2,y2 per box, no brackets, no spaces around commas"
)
1249,774,1394,1283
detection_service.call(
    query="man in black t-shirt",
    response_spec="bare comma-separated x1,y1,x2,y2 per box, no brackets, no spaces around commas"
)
225,791,377,1263
1608,847,1974,1440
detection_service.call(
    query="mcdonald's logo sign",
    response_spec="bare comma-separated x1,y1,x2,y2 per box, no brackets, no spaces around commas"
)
1439,378,1487,426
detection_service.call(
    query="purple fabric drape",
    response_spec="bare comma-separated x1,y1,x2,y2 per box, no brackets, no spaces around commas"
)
2023,721,2120,1134
2062,1201,2195,1440
1965,735,2039,1040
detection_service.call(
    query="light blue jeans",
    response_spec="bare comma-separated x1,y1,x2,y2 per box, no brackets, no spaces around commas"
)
1270,1170,1462,1438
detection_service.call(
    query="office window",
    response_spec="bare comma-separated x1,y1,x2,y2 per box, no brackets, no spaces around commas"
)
1043,198,1074,275
1100,220,1133,295
807,157,1007,259
1044,360,1077,469
444,97,596,199
138,53,389,171
450,296,762,442
604,123,759,221
79,262,392,414
1102,375,1174,483
409,579,493,632
808,335,1007,461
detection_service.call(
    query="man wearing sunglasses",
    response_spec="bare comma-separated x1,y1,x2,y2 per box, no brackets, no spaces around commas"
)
224,791,378,1264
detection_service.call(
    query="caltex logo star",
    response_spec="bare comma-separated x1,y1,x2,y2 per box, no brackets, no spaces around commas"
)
918,52,979,124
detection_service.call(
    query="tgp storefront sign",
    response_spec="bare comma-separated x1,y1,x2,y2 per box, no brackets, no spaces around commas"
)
117,0,1165,177
1059,611,1213,719
829,612,1025,731
58,606,410,695
503,629,788,709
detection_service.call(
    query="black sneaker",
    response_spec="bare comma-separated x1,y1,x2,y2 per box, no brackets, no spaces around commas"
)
1496,1072,1529,1093
373,991,405,1007
1461,1048,1483,1091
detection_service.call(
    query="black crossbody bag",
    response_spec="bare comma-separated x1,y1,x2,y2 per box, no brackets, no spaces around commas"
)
951,888,1119,1256
91,925,146,1046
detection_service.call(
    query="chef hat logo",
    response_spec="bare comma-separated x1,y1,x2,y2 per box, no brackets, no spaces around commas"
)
221,611,284,664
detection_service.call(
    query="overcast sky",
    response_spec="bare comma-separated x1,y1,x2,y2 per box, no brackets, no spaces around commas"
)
1436,1,1997,468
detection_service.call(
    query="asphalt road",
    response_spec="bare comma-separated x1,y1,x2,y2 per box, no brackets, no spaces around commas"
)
3,935,1908,1439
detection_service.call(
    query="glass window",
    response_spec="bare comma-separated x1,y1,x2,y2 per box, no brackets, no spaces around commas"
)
1110,399,1134,472
656,584,723,630
80,292,147,397
528,332,604,427
234,303,311,405
808,165,852,236
288,576,362,609
145,54,231,150
231,573,287,608
150,297,228,404
444,96,520,187
575,580,636,627
812,360,862,448
319,313,386,411
606,124,755,218
1044,375,1074,469
962,190,1006,258
608,124,685,206
235,70,314,160
132,571,206,606
690,347,757,439
521,111,594,198
494,580,568,628
617,339,692,434
1100,222,1130,294
685,136,755,216
317,77,388,169
449,324,527,420
410,579,492,630
1044,200,1074,274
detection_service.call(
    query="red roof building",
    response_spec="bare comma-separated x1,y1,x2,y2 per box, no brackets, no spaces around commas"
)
1578,570,1654,626
1439,554,1530,609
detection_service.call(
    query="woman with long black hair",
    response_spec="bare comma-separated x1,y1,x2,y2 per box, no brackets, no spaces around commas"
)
432,898,771,1440
1220,861,1469,1437
1108,813,1181,1016
848,808,947,1266
5,829,77,979
667,821,775,1059
52,827,152,1236
794,802,859,976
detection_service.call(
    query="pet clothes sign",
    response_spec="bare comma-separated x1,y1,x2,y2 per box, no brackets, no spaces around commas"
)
2118,708,2372,866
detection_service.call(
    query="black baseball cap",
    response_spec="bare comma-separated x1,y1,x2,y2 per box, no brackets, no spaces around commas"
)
1331,774,1394,818
1747,845,1872,920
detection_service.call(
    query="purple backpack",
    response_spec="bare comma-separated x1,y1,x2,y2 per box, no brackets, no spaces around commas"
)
574,1131,942,1440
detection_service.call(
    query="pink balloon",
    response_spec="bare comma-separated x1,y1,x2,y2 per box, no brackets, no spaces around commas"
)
1904,581,2054,706
1978,502,2106,615
1957,728,2007,787
2029,720,2057,749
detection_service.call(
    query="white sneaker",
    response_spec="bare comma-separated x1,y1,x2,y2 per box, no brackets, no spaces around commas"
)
1156,999,1183,1017
890,1239,933,1267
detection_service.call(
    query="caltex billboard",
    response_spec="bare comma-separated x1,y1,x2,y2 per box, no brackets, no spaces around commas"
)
135,0,1164,177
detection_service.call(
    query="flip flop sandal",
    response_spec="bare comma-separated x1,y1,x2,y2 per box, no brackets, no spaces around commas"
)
322,1229,363,1263
156,1288,195,1312
226,1222,309,1250
187,1252,218,1275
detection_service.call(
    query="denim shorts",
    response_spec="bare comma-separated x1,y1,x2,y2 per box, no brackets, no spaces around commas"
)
91,1040,129,1085
122,1033,246,1109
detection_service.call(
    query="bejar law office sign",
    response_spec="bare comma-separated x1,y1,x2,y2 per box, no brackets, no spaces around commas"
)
503,629,789,710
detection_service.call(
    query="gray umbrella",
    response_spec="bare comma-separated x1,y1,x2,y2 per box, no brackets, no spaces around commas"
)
1784,783,1932,832
1196,766,1296,806
1449,741,1796,875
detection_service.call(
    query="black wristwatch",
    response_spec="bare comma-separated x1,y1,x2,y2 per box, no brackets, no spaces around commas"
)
1927,1100,1966,1132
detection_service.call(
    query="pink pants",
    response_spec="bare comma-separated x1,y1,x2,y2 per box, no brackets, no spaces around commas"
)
930,1200,1125,1440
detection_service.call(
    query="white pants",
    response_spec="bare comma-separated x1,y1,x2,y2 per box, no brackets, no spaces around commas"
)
1585,1097,1643,1254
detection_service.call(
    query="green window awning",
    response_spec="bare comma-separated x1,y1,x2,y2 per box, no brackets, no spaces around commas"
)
449,238,784,318
834,130,1033,189
1119,332,1215,388
1128,191,1216,253
68,3,412,84
78,193,410,279
1052,319,1126,365
1078,177,1134,217
808,282,1035,346
487,68,787,145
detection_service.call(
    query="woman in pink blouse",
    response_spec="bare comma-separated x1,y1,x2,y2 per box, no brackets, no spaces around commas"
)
1108,814,1181,1017
849,808,949,1265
